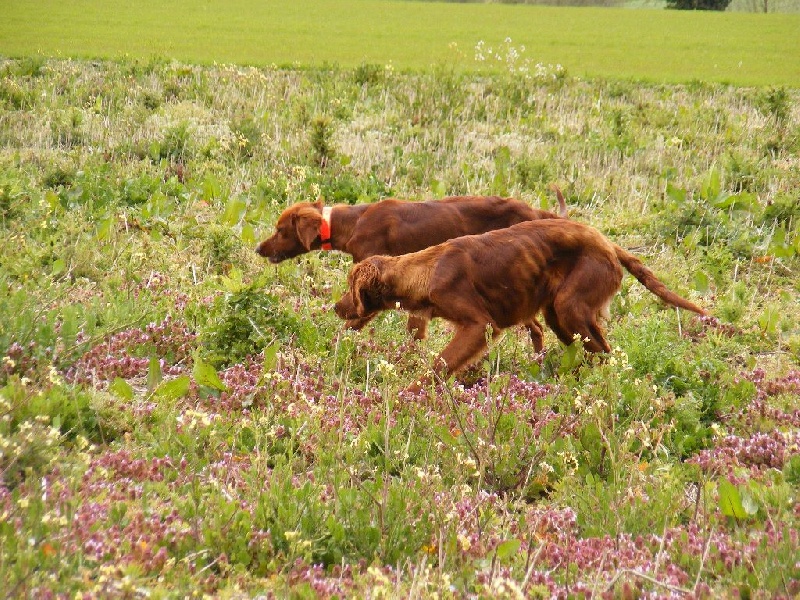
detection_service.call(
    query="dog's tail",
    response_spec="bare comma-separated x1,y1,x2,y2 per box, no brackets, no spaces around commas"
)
549,185,569,218
614,245,706,315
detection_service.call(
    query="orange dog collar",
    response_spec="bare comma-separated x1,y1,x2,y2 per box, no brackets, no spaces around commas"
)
320,206,333,250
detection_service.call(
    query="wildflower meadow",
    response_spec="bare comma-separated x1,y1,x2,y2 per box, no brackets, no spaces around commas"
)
0,32,799,599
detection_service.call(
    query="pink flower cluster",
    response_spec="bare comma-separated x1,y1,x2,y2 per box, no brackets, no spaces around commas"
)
65,316,196,384
689,430,797,478
53,450,194,572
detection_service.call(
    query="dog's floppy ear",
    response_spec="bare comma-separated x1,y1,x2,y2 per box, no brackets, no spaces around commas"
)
351,259,384,317
293,207,322,251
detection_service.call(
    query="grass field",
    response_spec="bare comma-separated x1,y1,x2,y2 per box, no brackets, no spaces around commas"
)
1,52,799,596
1,0,799,596
1,0,799,86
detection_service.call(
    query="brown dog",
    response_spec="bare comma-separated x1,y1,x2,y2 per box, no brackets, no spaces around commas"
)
334,219,706,386
256,192,567,339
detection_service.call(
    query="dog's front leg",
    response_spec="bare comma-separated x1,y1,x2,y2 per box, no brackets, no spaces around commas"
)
404,323,490,394
437,322,496,378
405,314,429,340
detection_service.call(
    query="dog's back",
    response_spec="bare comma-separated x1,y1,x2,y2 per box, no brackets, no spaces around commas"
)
345,195,558,260
407,220,620,328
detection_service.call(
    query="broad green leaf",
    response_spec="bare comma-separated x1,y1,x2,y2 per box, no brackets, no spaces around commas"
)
718,478,747,520
725,191,756,212
193,355,227,391
740,489,759,517
110,377,134,401
95,215,114,241
495,539,521,560
52,258,66,276
220,267,244,293
148,142,161,162
494,145,511,169
711,191,755,211
769,226,797,259
155,375,191,400
60,305,79,346
665,181,686,205
559,341,582,373
692,270,710,294
783,454,800,485
203,174,221,201
241,222,256,245
221,196,247,227
758,306,779,335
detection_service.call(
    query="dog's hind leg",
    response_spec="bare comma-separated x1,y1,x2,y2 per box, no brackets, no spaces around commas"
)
543,305,577,348
550,256,620,353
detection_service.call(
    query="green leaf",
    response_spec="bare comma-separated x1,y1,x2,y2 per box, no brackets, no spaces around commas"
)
45,190,60,212
263,341,279,372
700,168,720,201
52,258,66,276
718,478,747,520
95,215,114,241
769,226,797,259
494,145,511,170
740,488,759,517
559,341,583,373
147,356,162,393
495,538,521,560
783,454,800,485
241,222,256,245
665,181,686,205
725,191,756,212
758,306,779,335
692,270,710,294
431,179,447,199
203,174,221,201
60,305,79,345
193,355,227,391
221,197,247,227
154,375,191,400
109,377,134,401
220,268,244,293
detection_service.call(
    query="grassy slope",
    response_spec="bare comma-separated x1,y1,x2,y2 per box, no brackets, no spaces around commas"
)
1,0,799,86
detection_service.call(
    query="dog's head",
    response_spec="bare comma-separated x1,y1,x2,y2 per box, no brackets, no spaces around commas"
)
335,257,391,321
255,202,323,263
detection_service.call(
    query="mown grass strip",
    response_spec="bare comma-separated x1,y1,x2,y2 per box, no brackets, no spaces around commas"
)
1,0,798,86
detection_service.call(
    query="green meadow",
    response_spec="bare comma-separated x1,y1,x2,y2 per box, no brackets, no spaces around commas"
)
1,0,799,86
1,0,799,597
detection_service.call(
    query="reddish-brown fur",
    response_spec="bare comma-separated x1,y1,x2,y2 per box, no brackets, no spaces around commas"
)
256,193,567,339
334,219,706,388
